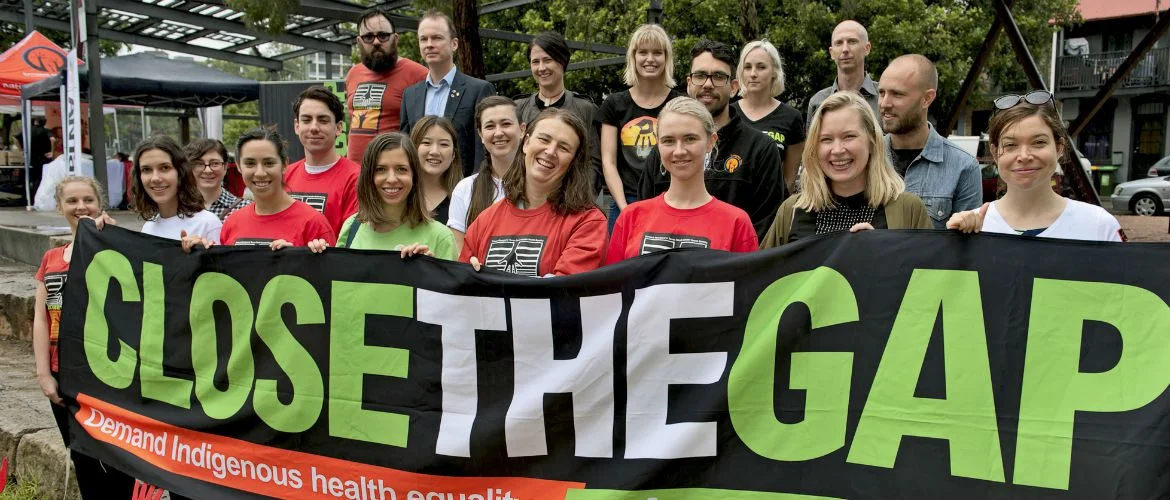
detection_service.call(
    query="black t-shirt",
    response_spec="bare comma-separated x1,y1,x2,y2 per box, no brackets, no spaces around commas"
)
891,148,922,177
598,89,684,197
789,192,888,243
732,101,806,155
432,195,451,225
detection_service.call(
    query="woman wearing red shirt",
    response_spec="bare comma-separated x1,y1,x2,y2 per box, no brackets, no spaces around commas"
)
460,109,606,277
220,128,336,249
606,97,757,264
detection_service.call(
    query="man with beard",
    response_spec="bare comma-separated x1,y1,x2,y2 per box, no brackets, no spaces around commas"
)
879,54,980,228
345,7,428,162
638,40,783,238
806,20,880,132
400,10,496,177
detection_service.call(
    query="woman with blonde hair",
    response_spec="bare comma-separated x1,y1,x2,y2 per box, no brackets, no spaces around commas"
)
762,91,931,247
607,97,757,263
732,39,805,192
598,23,684,231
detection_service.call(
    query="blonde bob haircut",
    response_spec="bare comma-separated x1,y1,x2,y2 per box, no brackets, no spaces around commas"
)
797,91,905,211
659,96,717,137
737,40,785,97
622,24,676,88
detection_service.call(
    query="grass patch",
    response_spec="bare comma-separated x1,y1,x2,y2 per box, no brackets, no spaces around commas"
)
0,475,45,500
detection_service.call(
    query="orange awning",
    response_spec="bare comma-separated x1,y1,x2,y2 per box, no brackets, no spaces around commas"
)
0,31,73,97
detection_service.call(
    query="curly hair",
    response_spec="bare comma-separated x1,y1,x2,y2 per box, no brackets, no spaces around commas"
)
130,135,205,220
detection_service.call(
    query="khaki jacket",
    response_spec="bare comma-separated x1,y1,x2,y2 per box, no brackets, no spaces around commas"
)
761,192,933,248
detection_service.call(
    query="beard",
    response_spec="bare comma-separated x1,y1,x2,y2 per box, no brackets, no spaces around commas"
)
882,111,925,136
360,44,398,73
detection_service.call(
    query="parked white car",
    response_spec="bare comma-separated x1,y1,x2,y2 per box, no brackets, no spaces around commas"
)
1111,176,1170,216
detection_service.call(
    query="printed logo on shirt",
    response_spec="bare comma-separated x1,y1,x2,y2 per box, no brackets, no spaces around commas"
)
350,83,388,132
234,238,276,247
289,192,328,214
43,271,67,309
485,235,547,277
640,232,711,255
620,116,660,159
763,130,787,152
708,154,745,175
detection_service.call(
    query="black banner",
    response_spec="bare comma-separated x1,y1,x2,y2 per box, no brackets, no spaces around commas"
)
59,220,1170,499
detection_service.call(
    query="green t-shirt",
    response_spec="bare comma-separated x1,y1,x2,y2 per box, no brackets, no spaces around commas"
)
336,214,456,260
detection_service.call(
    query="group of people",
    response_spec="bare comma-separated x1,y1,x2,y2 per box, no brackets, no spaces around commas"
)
30,9,1123,500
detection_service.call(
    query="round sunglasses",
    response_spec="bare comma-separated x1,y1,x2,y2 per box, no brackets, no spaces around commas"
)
993,90,1053,110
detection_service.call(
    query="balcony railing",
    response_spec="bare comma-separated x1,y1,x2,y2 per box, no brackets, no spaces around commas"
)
1057,47,1170,92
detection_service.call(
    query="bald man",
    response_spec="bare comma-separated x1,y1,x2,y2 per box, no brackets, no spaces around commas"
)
879,54,981,228
806,20,880,131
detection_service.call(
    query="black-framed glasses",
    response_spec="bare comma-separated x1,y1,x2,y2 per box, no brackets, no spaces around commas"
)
993,90,1053,110
195,160,225,171
358,32,395,44
687,71,731,87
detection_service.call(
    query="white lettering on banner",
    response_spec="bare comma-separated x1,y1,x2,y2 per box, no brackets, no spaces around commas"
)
415,291,507,458
625,282,734,459
505,294,620,458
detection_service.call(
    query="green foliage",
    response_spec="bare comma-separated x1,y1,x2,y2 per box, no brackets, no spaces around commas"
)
0,475,44,500
225,0,300,36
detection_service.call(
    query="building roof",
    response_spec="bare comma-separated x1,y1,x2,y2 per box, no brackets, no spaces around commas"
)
1078,0,1168,22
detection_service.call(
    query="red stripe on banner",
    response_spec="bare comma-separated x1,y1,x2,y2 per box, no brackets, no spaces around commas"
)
75,393,586,499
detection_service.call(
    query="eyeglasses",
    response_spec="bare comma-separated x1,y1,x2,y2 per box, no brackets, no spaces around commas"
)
687,71,731,87
358,32,395,44
195,160,225,171
993,90,1053,110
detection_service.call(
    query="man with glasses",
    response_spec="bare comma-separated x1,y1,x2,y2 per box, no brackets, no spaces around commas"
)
807,20,880,132
400,10,496,176
287,86,360,234
345,7,428,162
879,54,981,228
638,40,783,238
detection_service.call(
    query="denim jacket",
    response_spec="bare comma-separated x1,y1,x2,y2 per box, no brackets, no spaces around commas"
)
887,125,983,228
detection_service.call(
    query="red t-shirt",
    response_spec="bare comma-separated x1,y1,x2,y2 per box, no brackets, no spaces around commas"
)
220,200,337,247
36,246,69,373
224,164,245,197
606,195,758,264
345,60,429,162
283,156,360,235
460,200,607,277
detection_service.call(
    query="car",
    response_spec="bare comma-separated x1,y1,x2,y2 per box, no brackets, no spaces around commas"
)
1110,175,1170,216
1147,155,1170,177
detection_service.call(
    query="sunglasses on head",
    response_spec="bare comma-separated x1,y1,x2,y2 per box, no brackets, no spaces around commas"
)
359,32,395,44
993,90,1053,110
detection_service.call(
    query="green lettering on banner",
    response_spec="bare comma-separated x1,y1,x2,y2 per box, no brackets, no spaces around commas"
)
1015,278,1170,489
329,281,412,447
140,262,193,408
189,273,255,420
729,267,856,461
254,275,325,433
847,270,1004,482
83,249,139,389
565,488,841,500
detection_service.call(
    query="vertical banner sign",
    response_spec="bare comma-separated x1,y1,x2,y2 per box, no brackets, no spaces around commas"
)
65,48,82,174
59,224,1170,499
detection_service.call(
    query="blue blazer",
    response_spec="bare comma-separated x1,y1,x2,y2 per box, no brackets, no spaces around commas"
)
400,69,496,177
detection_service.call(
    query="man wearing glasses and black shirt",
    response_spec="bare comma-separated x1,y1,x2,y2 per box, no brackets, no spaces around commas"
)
345,7,428,162
638,40,784,239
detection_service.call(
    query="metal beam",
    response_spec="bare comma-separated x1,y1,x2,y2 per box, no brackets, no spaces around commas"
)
941,0,1011,136
487,56,624,82
1069,11,1170,137
480,27,626,55
0,10,283,70
992,0,1046,90
372,0,412,10
479,0,539,15
178,28,216,43
274,47,317,61
103,0,351,54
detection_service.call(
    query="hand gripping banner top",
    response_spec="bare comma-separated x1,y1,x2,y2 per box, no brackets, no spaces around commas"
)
58,220,1170,499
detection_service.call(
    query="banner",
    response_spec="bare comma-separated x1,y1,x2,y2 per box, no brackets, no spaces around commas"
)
65,47,81,174
60,222,1170,499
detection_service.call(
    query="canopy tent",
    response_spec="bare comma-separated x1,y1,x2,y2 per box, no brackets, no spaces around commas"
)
20,51,259,107
0,31,72,106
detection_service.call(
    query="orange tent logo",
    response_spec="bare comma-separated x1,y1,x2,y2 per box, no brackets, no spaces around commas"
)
24,47,65,73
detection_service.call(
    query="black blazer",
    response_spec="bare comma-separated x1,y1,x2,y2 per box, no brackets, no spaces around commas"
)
400,69,496,177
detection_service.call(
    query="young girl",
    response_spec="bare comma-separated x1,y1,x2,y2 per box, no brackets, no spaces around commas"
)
732,39,805,192
761,92,932,246
220,128,336,249
309,132,455,259
131,135,222,247
184,138,249,221
607,97,758,263
598,24,684,230
461,108,607,277
447,96,523,250
410,116,463,224
34,176,135,499
947,91,1122,241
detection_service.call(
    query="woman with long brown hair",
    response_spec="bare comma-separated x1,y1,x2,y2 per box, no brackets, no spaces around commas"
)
131,135,222,246
446,96,523,252
409,115,463,224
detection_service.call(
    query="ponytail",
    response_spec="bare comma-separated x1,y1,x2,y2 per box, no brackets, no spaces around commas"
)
465,158,498,226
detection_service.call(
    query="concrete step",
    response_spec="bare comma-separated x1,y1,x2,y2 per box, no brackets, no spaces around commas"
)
0,209,143,268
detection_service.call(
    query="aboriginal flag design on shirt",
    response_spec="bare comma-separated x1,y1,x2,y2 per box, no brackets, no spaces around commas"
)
485,235,548,277
350,83,388,132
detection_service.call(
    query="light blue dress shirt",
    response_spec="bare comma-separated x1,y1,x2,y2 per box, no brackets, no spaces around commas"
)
424,66,458,117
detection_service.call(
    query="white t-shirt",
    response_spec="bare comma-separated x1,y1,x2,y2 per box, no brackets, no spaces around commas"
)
446,173,504,232
142,210,223,244
983,199,1122,242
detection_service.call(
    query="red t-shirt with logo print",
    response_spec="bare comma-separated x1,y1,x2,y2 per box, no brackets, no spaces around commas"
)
460,200,607,277
220,200,336,247
36,245,69,373
283,156,360,235
605,194,758,264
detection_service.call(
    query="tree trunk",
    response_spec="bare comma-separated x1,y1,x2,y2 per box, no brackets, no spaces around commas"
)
739,0,761,43
453,0,486,79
